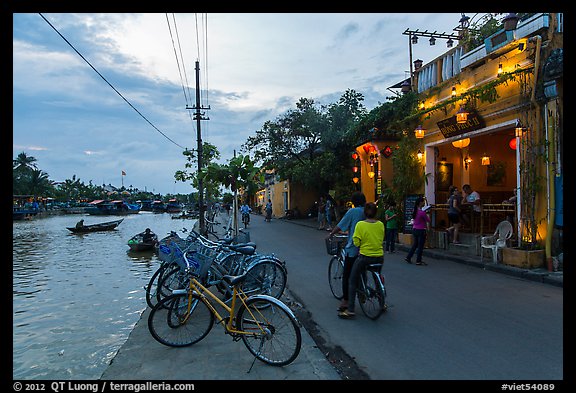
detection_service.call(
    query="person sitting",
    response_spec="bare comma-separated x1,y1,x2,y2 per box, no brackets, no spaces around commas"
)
142,228,156,244
75,219,84,229
462,184,481,230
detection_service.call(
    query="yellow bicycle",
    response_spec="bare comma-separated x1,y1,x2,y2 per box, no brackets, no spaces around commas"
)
147,249,302,367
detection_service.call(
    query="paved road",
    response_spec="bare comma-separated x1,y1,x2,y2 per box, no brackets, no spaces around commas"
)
247,213,564,381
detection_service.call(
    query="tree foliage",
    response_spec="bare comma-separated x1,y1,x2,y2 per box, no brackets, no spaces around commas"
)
241,89,367,198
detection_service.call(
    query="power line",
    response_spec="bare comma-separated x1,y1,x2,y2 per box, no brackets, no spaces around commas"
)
38,13,188,151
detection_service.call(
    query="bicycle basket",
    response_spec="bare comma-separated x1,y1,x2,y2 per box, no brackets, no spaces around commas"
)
325,236,347,255
185,248,214,280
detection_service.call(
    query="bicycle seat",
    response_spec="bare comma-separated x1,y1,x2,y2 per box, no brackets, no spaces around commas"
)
367,263,383,271
226,244,256,255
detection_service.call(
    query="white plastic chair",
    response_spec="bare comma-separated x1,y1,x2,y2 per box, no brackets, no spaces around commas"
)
480,220,513,263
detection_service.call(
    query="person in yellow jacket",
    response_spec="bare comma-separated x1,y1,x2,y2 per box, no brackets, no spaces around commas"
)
338,202,384,319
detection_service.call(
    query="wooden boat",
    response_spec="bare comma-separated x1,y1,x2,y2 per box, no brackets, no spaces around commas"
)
66,218,124,233
85,200,140,215
127,230,158,252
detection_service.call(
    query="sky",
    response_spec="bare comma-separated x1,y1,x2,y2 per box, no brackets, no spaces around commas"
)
13,12,466,196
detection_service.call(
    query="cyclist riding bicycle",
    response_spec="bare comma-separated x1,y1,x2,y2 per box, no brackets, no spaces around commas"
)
240,203,251,225
339,201,384,320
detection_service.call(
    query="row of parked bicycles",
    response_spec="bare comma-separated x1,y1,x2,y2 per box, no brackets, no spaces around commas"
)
143,226,302,367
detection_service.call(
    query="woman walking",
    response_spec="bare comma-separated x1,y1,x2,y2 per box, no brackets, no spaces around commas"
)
405,196,431,266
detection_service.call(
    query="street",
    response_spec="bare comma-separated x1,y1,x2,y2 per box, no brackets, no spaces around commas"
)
244,213,563,380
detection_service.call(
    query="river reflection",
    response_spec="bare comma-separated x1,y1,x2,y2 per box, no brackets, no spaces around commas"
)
13,212,197,380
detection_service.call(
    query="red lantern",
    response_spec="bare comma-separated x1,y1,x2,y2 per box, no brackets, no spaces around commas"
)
368,145,376,153
509,138,517,150
351,152,359,160
362,145,370,154
352,166,358,173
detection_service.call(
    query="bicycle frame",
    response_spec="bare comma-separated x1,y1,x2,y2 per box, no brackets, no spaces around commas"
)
174,275,267,337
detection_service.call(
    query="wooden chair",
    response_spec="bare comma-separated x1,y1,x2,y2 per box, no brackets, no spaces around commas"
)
480,220,513,263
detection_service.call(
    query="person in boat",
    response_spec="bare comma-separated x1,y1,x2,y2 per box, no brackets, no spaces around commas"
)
75,219,84,229
141,228,157,244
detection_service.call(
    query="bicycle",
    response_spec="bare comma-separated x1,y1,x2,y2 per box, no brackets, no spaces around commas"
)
155,229,287,306
147,248,302,367
325,235,388,320
242,212,250,228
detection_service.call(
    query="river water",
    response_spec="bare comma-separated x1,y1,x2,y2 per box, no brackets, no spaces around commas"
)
12,212,197,380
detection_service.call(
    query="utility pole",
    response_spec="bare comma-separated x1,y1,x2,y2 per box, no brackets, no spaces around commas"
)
186,60,210,234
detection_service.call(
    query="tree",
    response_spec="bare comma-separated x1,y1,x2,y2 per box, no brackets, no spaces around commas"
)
174,142,221,202
13,152,38,172
241,90,366,198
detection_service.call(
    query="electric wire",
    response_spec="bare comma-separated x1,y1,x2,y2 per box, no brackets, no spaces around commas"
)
39,13,188,151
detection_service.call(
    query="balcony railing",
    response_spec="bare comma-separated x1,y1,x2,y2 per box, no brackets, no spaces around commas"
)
415,13,550,94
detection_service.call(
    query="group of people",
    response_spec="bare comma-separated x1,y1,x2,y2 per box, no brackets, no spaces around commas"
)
445,183,482,244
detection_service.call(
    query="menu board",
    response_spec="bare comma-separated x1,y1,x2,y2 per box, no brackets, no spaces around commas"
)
403,194,422,233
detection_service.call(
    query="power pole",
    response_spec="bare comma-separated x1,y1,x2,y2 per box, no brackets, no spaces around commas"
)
186,60,210,234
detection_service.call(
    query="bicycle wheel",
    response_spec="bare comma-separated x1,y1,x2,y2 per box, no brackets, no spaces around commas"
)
145,262,177,308
236,296,301,366
242,260,287,299
156,265,189,305
358,271,386,320
328,256,344,300
148,293,214,347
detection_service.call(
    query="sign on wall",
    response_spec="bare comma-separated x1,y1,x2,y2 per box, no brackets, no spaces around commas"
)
437,110,485,139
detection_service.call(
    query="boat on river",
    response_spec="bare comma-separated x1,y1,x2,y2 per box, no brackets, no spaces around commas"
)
85,200,140,215
127,229,158,251
66,218,124,233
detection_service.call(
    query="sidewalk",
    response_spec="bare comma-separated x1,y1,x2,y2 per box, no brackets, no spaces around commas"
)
283,216,563,288
100,220,342,381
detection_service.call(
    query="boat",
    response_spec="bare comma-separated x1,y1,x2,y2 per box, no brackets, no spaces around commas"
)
165,199,182,213
66,218,124,233
127,230,159,252
85,200,141,215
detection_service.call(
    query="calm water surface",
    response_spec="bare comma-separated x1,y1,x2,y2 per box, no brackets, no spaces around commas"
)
13,212,197,380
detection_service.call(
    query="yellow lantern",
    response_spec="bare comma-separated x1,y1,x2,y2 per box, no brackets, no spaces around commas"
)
451,138,470,149
414,125,425,139
456,106,469,124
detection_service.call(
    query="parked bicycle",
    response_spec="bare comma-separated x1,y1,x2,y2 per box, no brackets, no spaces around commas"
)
150,228,287,307
325,235,388,320
147,247,302,367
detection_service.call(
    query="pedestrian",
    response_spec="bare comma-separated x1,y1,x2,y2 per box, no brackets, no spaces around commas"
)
384,201,399,253
405,196,431,266
317,196,326,230
325,195,334,231
327,191,366,313
338,202,385,319
446,187,462,243
265,199,273,222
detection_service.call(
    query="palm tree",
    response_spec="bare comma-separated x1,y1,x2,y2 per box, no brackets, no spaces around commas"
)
27,169,53,197
13,152,38,172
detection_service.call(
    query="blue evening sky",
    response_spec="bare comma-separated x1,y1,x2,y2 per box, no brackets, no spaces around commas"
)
13,13,463,195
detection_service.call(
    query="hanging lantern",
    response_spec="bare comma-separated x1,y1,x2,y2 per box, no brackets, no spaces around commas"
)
509,138,517,150
352,177,359,184
362,145,370,154
351,152,359,160
451,138,471,149
414,125,425,139
368,145,376,153
456,106,469,124
352,166,359,173
481,154,491,165
417,150,423,160
368,171,375,179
